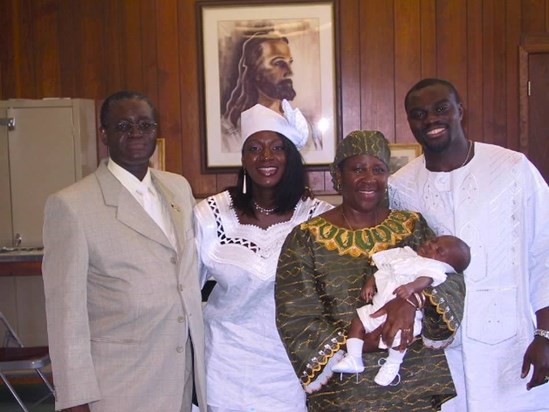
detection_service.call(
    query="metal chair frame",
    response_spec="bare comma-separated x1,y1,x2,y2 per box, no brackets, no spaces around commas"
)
0,312,54,411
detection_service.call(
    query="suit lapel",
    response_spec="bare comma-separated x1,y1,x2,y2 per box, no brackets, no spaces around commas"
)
152,171,185,253
96,162,174,250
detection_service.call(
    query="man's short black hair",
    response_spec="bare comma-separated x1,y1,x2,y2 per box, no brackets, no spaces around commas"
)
100,91,158,128
404,78,462,110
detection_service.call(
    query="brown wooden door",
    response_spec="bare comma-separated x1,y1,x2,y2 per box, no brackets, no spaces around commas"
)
528,53,549,183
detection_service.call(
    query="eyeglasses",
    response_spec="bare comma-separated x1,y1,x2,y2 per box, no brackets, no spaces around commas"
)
113,120,158,134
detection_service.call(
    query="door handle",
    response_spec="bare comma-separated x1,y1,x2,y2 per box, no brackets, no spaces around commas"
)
0,117,15,130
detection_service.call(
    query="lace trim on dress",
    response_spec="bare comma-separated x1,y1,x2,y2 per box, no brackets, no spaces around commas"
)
207,196,320,255
300,331,346,387
303,350,345,394
207,196,261,253
423,288,459,333
301,210,420,261
422,335,455,349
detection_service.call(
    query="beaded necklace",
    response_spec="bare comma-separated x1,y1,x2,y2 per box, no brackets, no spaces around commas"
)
252,200,276,215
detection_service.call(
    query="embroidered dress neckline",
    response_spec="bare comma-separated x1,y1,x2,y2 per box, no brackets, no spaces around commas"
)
227,194,301,231
302,210,419,260
320,209,402,231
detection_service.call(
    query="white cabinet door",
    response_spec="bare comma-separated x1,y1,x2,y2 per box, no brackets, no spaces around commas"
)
0,99,97,247
9,105,77,246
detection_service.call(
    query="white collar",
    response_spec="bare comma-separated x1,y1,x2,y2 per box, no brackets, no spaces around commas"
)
107,158,154,196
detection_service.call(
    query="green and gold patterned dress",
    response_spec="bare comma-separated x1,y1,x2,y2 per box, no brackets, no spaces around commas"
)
275,210,465,412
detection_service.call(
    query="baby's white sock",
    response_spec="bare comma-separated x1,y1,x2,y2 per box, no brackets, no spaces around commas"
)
346,337,364,358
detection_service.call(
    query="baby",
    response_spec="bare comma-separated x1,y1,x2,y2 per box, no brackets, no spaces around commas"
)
332,235,471,386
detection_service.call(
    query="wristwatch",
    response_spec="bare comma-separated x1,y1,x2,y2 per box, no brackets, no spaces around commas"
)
534,328,549,340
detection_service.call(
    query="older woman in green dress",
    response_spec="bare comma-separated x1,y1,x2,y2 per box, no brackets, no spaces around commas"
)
275,130,465,411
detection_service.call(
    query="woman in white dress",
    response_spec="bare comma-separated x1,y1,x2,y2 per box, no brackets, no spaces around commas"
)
194,103,333,412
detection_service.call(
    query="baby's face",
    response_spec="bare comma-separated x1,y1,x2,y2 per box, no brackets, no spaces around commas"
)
417,236,462,267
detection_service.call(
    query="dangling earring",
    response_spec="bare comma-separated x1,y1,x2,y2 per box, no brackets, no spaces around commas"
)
242,169,247,194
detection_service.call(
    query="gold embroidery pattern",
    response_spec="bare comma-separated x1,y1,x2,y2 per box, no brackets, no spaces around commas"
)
302,210,420,260
300,331,346,386
424,288,459,332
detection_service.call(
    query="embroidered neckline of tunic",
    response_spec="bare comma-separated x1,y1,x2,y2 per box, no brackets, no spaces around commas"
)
301,210,419,260
207,193,319,255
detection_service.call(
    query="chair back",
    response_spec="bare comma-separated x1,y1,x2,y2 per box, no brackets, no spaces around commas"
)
0,312,24,348
0,311,54,411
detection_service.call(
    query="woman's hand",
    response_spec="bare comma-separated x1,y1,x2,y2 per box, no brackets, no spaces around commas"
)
371,297,416,351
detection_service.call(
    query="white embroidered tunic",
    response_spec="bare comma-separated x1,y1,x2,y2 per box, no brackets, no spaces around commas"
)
389,142,549,412
194,191,333,412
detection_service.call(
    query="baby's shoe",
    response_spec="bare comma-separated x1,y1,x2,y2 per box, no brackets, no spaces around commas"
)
374,358,401,386
332,354,365,374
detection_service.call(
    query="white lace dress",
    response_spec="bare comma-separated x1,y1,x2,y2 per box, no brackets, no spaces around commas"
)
194,191,333,412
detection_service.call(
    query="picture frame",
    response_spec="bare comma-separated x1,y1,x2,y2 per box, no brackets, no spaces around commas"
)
150,138,165,171
196,0,338,171
389,143,422,174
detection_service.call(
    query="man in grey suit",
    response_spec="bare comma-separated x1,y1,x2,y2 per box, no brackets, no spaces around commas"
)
42,91,206,411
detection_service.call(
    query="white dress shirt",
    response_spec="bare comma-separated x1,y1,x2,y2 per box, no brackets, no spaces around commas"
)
107,159,177,247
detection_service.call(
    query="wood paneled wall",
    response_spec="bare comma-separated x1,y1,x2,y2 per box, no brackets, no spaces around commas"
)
1,0,548,197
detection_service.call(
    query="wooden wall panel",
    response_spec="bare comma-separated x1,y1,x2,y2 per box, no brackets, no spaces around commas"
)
57,0,77,97
547,0,549,30
333,0,360,192
178,0,218,197
466,0,484,140
394,0,421,143
360,0,395,142
102,1,123,95
156,0,182,176
33,0,62,97
436,0,468,101
1,0,549,197
482,0,508,147
141,0,159,109
505,1,522,150
79,1,107,98
4,0,36,98
338,0,361,137
120,1,145,91
0,0,14,97
419,0,436,79
522,0,547,31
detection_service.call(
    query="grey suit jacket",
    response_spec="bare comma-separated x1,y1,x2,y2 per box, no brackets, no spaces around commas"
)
42,162,206,411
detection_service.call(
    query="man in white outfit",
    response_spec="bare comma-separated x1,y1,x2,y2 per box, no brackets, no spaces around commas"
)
389,78,549,412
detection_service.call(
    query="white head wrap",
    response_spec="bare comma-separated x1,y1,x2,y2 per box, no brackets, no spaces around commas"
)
240,101,309,150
